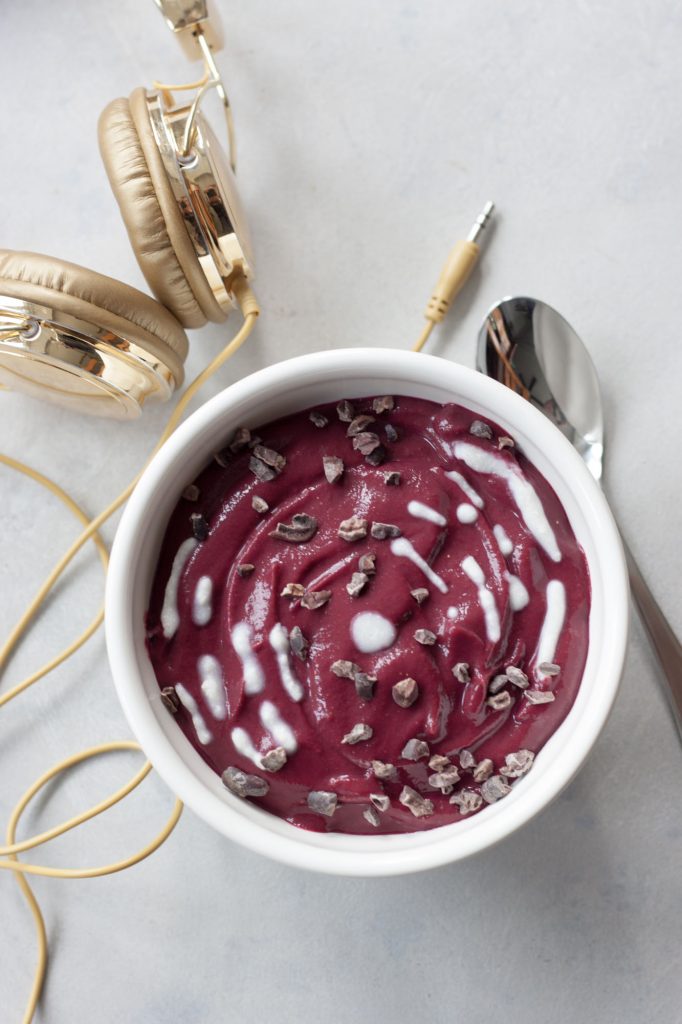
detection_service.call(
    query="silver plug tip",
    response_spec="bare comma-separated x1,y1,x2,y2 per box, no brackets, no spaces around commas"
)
467,200,495,243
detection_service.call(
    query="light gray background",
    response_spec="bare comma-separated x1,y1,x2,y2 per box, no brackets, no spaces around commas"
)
1,1,681,1021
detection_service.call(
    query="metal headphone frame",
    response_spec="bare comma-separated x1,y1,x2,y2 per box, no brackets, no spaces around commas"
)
0,0,252,419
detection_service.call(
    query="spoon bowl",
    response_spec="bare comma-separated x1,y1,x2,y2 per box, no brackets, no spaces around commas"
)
477,295,682,737
477,296,604,480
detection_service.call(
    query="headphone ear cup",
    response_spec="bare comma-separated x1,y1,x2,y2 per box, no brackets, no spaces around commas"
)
0,249,188,365
0,249,188,417
98,88,228,329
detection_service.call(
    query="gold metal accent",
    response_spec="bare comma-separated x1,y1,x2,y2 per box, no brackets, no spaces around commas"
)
153,0,210,35
0,298,176,419
194,28,236,171
180,77,215,157
150,0,245,296
153,0,235,170
147,91,253,315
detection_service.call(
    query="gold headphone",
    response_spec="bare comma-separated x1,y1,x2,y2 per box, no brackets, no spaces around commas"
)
0,0,254,420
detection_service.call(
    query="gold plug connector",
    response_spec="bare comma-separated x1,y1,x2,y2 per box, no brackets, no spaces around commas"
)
414,201,495,351
425,200,494,324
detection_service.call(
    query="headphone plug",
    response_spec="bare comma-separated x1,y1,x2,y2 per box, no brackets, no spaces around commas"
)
425,200,494,324
414,201,494,351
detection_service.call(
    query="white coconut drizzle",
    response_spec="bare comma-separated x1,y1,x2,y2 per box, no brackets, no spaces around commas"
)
444,469,484,509
390,536,449,594
493,524,514,557
535,580,566,677
350,611,397,654
245,579,271,633
505,573,530,612
231,622,265,695
175,682,212,745
456,503,478,524
192,575,213,627
269,623,304,702
407,500,447,527
198,654,226,719
259,700,298,752
160,537,198,638
461,555,501,643
231,726,263,767
453,442,561,562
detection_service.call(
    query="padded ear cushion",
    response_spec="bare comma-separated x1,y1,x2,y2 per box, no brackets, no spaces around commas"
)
0,249,188,386
98,88,227,329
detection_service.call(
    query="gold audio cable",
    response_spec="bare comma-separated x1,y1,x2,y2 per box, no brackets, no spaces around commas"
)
0,278,259,1024
413,200,495,352
1,206,496,1022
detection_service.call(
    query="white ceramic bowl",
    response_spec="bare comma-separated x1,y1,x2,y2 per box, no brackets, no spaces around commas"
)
106,348,628,876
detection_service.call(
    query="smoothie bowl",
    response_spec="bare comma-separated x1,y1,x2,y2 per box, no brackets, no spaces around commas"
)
105,349,628,875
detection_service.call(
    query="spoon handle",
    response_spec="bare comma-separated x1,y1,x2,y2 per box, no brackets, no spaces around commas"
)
622,536,682,738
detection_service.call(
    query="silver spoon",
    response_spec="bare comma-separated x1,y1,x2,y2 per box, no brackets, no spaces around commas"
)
477,295,682,738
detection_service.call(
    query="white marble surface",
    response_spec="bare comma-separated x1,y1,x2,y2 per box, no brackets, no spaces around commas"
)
1,1,681,1020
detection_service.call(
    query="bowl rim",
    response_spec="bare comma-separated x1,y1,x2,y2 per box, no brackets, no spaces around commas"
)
105,348,629,876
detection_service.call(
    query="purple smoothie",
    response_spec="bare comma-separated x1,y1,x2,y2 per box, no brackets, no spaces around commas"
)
145,395,590,834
